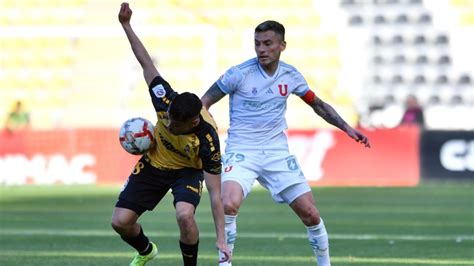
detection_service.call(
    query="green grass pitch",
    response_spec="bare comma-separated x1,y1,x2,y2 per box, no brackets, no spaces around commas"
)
0,182,473,265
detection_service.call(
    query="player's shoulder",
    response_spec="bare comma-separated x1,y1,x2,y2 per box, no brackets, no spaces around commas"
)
227,58,260,79
193,108,220,150
236,58,258,70
149,76,177,97
279,60,300,73
198,108,218,132
148,75,178,111
219,59,257,84
279,60,306,82
195,108,221,174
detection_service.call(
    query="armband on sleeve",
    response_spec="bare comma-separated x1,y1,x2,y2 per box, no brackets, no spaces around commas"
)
301,90,316,104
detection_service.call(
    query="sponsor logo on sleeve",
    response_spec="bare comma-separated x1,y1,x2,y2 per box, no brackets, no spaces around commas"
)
152,84,166,98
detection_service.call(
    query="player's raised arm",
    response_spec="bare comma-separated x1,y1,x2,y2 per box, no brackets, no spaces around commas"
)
301,91,371,148
201,83,226,110
118,2,159,86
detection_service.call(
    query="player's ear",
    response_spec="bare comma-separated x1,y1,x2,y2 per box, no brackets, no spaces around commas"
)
280,40,286,51
191,115,200,127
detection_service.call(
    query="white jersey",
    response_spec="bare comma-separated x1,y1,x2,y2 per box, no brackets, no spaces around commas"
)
216,58,310,150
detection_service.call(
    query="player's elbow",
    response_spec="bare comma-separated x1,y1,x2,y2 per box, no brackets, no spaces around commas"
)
200,97,212,110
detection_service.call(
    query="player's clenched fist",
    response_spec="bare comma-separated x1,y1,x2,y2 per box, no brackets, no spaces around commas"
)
118,2,132,24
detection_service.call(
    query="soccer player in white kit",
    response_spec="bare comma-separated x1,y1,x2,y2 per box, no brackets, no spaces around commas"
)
201,21,371,266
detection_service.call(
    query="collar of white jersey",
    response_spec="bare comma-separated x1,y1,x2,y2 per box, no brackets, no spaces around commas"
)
256,58,280,80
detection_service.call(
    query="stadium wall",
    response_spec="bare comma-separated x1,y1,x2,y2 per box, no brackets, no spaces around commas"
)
0,127,428,186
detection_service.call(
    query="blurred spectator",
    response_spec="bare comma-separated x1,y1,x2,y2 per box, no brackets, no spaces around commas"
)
5,100,30,133
400,94,424,128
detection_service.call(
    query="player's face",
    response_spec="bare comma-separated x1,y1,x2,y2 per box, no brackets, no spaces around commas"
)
166,113,199,135
254,30,286,69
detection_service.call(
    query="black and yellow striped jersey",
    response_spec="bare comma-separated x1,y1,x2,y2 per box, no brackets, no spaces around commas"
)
146,76,221,175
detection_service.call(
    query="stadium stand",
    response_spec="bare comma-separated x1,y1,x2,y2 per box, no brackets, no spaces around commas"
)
340,0,474,129
1,0,346,130
0,0,471,130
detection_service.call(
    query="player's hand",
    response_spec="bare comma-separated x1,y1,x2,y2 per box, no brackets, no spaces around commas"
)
217,241,232,263
118,2,132,24
346,127,371,148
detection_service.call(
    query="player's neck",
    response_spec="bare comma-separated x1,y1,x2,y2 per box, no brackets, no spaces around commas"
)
261,63,278,77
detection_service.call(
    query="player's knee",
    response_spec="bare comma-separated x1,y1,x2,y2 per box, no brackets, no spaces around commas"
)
222,199,239,215
301,206,321,226
176,210,195,230
111,217,130,234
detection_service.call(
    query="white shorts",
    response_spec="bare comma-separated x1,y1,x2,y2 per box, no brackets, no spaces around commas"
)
221,149,311,204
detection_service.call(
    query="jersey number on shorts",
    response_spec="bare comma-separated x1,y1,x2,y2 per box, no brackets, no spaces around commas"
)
224,152,245,164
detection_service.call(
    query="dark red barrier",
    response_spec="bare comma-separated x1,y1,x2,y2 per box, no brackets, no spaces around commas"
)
286,127,420,186
0,127,420,186
0,129,137,185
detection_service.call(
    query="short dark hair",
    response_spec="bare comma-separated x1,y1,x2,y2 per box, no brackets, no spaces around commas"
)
168,92,202,122
255,20,285,41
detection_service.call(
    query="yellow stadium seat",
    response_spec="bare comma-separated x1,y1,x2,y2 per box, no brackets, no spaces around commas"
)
460,11,474,25
450,0,474,7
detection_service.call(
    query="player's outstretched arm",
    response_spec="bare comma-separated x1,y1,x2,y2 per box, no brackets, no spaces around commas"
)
118,2,159,86
305,95,371,148
203,171,232,263
201,83,226,110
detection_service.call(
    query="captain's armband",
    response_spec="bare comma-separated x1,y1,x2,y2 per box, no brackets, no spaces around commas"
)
301,90,316,104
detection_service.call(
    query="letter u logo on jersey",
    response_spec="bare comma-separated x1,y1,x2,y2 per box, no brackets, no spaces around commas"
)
278,84,288,96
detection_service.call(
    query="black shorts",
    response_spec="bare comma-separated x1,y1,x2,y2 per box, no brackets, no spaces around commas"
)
116,156,204,216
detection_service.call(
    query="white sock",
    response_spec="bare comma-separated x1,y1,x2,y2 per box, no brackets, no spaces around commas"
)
219,214,237,266
307,218,331,266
